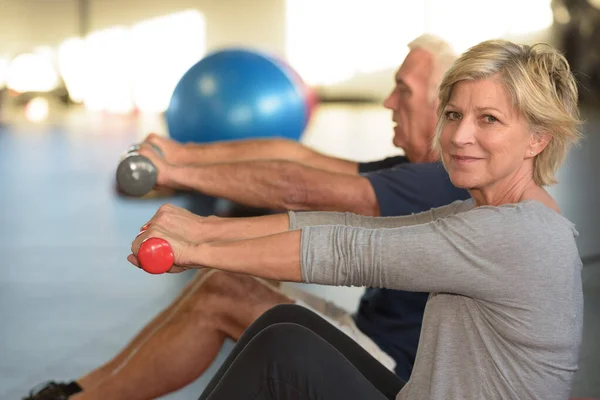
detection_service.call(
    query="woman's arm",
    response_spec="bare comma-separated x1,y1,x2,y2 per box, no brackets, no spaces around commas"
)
143,204,291,244
289,199,471,230
133,199,473,280
174,203,500,287
296,203,572,300
147,197,471,248
158,201,481,285
195,231,304,282
177,203,571,303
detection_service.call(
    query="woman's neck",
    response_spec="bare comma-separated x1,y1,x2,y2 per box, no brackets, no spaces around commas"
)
470,179,559,213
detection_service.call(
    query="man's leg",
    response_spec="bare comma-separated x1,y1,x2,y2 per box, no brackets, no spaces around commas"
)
73,271,293,400
77,269,214,390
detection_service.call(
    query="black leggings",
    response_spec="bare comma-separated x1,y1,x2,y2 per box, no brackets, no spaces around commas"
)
198,304,405,400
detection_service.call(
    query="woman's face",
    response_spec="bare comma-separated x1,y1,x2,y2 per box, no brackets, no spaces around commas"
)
439,76,536,193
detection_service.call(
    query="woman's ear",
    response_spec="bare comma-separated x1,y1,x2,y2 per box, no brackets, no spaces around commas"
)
528,131,552,158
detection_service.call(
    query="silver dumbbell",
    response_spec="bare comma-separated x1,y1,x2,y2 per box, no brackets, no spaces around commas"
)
116,143,163,197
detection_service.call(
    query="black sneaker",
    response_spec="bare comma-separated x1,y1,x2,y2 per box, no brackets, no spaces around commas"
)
23,381,80,400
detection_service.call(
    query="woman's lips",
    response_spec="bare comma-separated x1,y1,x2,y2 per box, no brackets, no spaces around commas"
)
451,155,482,164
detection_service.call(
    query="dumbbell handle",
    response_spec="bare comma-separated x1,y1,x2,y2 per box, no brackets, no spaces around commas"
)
126,142,163,156
138,237,174,274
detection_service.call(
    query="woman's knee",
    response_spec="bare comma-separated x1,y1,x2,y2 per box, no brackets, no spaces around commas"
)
241,304,329,346
246,322,322,359
255,303,324,328
260,303,306,320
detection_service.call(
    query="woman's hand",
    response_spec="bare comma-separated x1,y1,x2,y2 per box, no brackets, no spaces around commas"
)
129,204,302,279
128,203,233,273
128,222,197,273
141,204,224,244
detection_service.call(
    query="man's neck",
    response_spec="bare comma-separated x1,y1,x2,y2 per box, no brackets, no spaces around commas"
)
406,151,439,164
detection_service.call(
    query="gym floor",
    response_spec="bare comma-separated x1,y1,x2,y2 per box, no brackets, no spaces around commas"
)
0,103,598,399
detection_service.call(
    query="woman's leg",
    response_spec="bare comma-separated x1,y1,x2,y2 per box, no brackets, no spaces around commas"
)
200,322,400,400
199,304,405,400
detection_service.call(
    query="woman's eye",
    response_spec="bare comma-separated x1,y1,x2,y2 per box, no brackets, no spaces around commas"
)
445,111,461,120
484,115,498,123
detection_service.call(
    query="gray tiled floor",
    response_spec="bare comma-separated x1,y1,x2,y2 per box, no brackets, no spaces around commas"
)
0,104,598,399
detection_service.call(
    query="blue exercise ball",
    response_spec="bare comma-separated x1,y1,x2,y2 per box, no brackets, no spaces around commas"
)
166,48,309,144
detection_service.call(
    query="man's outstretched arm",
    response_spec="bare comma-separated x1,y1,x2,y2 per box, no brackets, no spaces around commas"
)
145,134,360,175
163,159,380,216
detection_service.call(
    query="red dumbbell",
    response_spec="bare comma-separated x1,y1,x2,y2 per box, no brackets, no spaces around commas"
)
138,237,174,274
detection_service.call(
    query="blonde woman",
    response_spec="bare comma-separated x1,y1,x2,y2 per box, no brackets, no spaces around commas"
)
131,39,584,400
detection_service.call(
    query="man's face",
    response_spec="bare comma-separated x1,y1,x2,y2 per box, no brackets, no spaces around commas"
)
383,48,439,163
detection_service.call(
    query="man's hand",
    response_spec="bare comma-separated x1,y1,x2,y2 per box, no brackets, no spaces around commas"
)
136,141,182,190
142,133,189,165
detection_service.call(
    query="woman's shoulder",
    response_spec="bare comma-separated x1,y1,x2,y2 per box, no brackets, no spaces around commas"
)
474,200,578,240
523,186,561,213
454,201,580,272
520,200,576,230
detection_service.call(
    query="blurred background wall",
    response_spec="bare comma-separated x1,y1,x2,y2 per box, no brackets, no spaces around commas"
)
4,0,597,115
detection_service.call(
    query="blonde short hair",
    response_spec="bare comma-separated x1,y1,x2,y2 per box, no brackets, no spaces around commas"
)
432,39,582,186
408,34,458,103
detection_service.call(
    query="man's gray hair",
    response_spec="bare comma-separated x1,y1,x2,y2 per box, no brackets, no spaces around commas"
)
408,34,458,102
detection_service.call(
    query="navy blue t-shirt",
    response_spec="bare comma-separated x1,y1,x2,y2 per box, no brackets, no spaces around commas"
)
354,156,471,381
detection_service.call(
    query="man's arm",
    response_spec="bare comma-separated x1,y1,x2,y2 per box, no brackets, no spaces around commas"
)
146,135,359,174
165,159,380,216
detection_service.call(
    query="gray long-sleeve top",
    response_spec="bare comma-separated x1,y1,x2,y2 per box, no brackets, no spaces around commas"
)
289,199,583,400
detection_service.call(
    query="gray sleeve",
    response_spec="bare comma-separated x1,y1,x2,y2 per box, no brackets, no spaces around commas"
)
288,200,471,230
299,203,577,300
